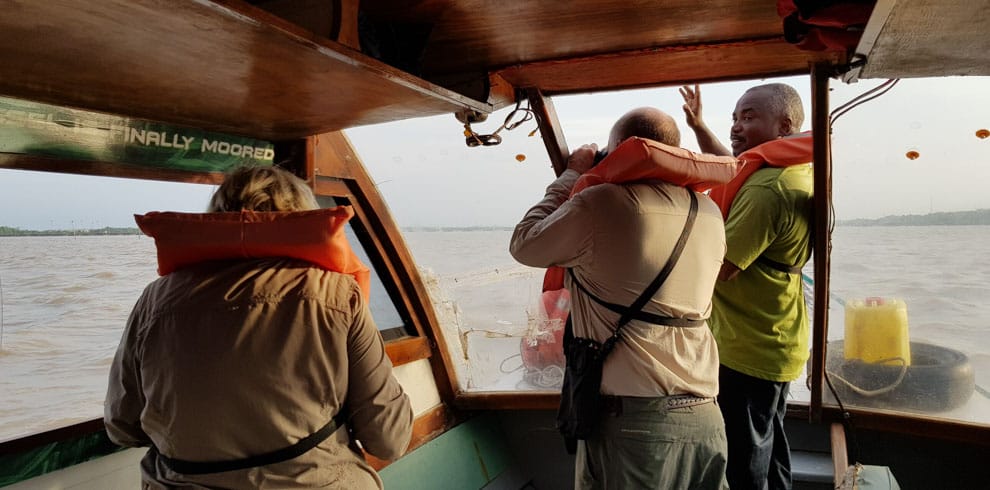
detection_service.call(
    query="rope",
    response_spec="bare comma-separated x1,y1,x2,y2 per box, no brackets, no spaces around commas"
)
462,99,535,147
499,353,524,373
522,365,564,389
827,357,909,397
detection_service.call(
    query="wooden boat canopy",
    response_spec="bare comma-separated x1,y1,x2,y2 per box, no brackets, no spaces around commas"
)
848,0,990,81
0,0,847,141
2,3,990,485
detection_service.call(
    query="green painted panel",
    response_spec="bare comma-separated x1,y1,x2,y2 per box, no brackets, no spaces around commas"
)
0,96,274,172
380,414,513,490
0,431,121,486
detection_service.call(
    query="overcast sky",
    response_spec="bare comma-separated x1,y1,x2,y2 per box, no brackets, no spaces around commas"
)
1,75,988,229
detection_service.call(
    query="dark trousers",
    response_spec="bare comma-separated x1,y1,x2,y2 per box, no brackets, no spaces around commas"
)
718,365,792,490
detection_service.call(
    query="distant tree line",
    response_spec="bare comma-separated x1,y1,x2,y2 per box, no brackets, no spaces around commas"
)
0,226,142,236
840,208,990,226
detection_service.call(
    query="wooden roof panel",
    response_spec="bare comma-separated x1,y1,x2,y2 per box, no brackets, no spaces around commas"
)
856,0,990,79
364,0,789,74
0,1,844,138
498,37,841,95
0,0,490,140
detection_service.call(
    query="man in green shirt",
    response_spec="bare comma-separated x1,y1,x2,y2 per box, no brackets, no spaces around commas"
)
681,83,813,490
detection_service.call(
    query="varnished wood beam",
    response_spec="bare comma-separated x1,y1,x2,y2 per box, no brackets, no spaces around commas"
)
830,423,849,484
244,0,361,51
365,403,459,471
525,88,570,177
311,132,460,403
313,177,353,198
385,337,433,367
499,38,840,95
455,392,558,411
818,406,990,446
810,64,832,422
0,1,489,141
487,73,518,111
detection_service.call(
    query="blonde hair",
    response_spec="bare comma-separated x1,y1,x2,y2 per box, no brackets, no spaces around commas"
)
208,166,319,212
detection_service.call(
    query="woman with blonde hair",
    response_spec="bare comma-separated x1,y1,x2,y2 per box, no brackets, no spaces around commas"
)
106,165,412,489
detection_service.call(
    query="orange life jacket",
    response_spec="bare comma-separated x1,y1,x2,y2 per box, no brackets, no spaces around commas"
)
523,138,738,377
135,207,371,301
542,137,740,292
708,131,814,220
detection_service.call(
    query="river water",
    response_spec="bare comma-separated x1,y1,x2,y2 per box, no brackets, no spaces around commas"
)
1,226,988,442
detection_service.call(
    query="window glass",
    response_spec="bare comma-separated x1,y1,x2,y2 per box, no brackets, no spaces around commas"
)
346,110,556,392
0,171,208,441
346,79,817,393
551,78,821,405
825,77,990,426
350,75,990,423
315,195,408,338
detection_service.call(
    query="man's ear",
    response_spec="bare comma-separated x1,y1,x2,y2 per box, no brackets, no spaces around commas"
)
778,117,794,137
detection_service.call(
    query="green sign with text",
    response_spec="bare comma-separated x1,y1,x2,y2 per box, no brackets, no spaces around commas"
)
0,97,274,172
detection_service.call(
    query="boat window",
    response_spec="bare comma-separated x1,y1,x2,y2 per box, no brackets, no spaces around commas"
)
553,78,823,405
315,195,409,340
825,76,990,427
347,111,557,392
346,77,820,394
0,171,209,442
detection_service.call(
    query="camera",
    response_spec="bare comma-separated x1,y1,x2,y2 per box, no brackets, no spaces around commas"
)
593,149,609,166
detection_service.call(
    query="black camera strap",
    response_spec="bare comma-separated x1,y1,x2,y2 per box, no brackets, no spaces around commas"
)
154,411,345,475
568,273,704,328
570,188,699,357
556,189,701,453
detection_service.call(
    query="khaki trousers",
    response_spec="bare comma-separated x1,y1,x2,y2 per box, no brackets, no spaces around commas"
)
575,396,728,490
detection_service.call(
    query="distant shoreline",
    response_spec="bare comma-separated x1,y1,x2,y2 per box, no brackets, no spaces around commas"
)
0,226,142,237
5,208,989,236
838,208,990,227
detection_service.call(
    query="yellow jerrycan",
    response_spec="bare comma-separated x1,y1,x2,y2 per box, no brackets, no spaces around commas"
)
843,297,911,366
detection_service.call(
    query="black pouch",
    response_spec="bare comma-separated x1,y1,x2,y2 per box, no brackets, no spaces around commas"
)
556,317,612,453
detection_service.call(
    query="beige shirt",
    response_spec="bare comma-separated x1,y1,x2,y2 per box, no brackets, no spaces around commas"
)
510,170,724,397
105,258,412,489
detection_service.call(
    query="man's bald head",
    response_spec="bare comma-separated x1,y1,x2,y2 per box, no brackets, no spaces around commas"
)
607,107,681,152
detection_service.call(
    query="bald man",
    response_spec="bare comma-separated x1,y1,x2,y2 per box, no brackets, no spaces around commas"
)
511,108,729,489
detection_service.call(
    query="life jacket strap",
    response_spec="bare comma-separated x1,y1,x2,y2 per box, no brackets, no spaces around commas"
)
756,255,805,275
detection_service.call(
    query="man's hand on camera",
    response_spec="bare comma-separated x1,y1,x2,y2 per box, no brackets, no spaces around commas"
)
567,144,598,175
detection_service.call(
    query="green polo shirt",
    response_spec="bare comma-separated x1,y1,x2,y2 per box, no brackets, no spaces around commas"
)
710,165,814,382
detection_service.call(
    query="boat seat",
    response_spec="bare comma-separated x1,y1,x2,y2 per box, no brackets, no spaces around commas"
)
789,422,847,490
792,449,835,487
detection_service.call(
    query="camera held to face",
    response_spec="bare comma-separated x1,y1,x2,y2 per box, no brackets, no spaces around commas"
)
593,149,609,166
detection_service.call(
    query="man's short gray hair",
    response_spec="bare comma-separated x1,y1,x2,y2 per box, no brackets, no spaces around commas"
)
748,83,804,134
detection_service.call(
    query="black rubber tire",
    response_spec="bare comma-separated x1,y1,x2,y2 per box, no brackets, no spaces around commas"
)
825,340,975,412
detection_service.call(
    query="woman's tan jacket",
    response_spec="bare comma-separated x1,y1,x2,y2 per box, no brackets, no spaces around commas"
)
105,258,413,489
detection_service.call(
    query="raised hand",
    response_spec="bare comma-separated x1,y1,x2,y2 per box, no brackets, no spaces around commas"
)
679,84,704,130
679,84,732,156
